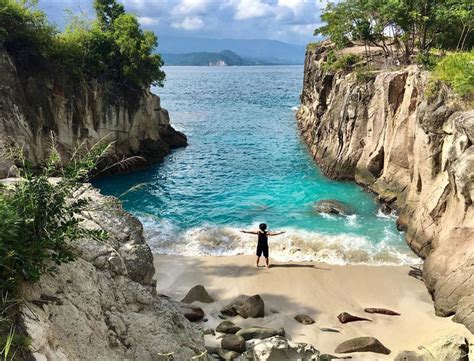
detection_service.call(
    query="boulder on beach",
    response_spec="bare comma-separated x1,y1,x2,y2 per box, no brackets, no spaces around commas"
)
180,285,214,304
364,307,400,316
221,294,265,318
237,326,285,341
394,335,470,361
216,320,241,334
337,312,371,323
334,337,391,355
206,346,241,360
314,199,352,215
320,328,341,333
241,336,320,360
320,355,352,360
221,334,246,353
295,314,315,325
178,303,204,322
203,328,215,336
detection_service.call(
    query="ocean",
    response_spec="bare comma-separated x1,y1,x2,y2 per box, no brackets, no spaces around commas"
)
93,65,419,265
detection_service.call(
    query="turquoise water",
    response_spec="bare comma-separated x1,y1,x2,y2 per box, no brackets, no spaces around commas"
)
94,66,417,265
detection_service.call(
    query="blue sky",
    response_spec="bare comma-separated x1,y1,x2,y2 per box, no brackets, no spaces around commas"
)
38,0,324,45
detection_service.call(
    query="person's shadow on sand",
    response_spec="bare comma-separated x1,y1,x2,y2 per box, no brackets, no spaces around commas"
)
268,264,330,270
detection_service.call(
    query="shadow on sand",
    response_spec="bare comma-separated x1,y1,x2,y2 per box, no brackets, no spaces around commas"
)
268,264,331,270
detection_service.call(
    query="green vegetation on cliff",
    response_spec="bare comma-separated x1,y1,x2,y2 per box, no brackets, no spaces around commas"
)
0,140,110,358
0,0,165,87
314,0,473,60
430,50,474,99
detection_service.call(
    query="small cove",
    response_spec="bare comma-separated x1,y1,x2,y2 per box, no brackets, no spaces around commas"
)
94,65,418,265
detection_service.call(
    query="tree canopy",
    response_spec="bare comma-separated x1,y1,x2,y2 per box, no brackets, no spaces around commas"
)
315,0,473,61
0,0,165,88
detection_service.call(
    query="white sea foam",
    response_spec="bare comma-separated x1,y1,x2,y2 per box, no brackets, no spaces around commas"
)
291,106,299,111
376,208,398,219
141,218,420,266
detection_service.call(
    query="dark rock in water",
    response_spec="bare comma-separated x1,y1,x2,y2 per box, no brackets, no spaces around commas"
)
216,320,241,334
295,314,315,325
364,308,400,316
206,346,241,360
314,199,352,215
334,337,391,355
179,304,204,322
337,312,371,324
221,294,265,318
320,328,341,333
380,203,392,215
236,326,285,341
181,285,214,304
221,334,246,353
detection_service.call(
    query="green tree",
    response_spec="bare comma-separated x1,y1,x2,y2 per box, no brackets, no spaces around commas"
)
94,0,125,30
1,0,165,88
314,0,473,62
111,13,165,87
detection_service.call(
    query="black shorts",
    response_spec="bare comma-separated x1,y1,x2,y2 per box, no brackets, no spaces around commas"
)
256,244,269,258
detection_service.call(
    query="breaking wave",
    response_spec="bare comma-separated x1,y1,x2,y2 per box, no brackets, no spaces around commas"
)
141,217,420,266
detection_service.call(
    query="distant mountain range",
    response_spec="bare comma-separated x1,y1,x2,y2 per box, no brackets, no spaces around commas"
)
162,49,287,66
158,36,305,65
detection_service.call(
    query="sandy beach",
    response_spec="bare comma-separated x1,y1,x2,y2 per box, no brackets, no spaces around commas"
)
154,255,472,359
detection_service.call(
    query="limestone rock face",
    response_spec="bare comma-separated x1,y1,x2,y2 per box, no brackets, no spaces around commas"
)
0,46,186,177
19,186,209,361
297,43,474,332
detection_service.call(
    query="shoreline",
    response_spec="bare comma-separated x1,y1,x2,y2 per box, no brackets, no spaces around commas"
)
154,254,472,359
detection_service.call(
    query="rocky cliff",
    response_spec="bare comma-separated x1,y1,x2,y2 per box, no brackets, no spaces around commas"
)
15,184,209,360
0,46,186,177
297,43,474,332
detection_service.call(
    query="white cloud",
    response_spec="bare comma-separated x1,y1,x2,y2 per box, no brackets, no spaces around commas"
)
172,0,212,15
171,16,205,30
138,16,160,26
233,0,274,20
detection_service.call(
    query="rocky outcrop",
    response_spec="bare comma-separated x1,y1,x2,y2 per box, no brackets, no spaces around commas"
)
0,46,186,178
18,185,209,360
297,43,473,332
395,335,470,360
239,336,320,361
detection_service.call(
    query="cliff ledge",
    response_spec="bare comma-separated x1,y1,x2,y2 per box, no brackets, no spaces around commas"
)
0,46,186,177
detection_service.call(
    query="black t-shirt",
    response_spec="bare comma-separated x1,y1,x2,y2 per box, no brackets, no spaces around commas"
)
257,230,268,247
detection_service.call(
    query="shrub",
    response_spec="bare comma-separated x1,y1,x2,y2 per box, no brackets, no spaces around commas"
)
416,52,439,70
431,51,474,98
0,138,110,357
355,66,376,83
322,52,362,72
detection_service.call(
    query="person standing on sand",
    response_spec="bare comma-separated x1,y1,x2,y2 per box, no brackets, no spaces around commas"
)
241,223,285,268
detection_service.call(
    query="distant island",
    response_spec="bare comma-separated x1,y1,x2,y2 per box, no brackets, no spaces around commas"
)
158,36,305,65
161,49,299,66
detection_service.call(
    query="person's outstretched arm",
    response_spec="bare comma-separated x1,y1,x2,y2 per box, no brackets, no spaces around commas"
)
268,231,286,236
241,230,259,234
